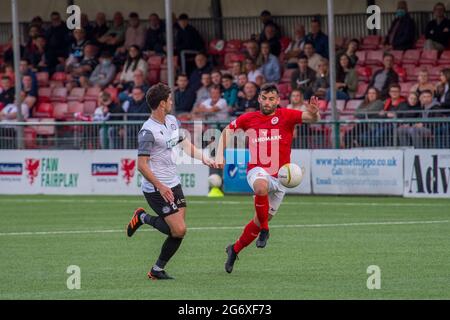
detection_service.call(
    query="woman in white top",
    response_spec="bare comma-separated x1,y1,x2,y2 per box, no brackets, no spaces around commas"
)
119,45,148,88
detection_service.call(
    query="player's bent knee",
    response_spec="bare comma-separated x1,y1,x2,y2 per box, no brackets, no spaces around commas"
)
254,187,268,196
170,225,187,238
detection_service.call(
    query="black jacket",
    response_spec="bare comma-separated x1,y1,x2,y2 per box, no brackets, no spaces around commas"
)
384,14,416,50
367,69,399,100
425,18,450,47
175,25,204,54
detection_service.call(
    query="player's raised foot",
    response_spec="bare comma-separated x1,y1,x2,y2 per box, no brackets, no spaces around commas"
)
225,244,239,274
126,207,146,237
147,269,174,280
256,229,270,248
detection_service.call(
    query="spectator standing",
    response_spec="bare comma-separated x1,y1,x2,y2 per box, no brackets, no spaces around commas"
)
305,18,329,58
383,1,416,50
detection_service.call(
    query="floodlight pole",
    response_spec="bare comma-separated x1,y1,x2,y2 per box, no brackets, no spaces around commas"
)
12,0,24,148
327,0,339,149
165,0,175,94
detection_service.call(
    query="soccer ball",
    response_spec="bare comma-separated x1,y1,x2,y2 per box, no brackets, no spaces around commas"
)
208,174,223,188
278,163,304,188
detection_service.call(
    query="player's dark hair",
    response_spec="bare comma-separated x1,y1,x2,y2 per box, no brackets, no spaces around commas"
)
260,83,279,95
146,83,171,110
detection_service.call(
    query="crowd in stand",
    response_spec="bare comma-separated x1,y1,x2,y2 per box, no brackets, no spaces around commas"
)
0,1,450,148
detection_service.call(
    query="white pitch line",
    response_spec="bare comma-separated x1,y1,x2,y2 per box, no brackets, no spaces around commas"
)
0,220,448,237
0,198,449,208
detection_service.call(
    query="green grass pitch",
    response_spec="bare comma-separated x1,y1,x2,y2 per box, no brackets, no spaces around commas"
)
0,194,449,300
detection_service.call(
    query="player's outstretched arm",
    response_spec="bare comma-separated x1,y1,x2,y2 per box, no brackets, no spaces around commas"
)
180,138,219,168
302,96,321,123
137,156,174,203
215,125,231,169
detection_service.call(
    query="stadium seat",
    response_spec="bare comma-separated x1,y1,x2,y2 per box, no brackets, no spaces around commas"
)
355,50,366,65
280,36,291,52
355,82,368,98
356,66,372,82
429,66,442,81
104,87,119,103
38,87,52,103
279,99,289,107
390,50,404,65
438,50,450,65
83,100,97,115
84,87,101,101
51,72,67,82
402,49,421,65
393,65,406,82
208,39,226,55
406,66,421,82
360,35,381,50
67,87,85,102
224,52,245,69
400,82,415,96
36,72,49,87
50,87,68,102
68,101,84,114
318,100,328,112
33,118,56,137
34,102,54,118
280,69,295,84
277,82,291,99
415,35,426,49
420,49,438,66
52,102,69,120
345,99,362,111
225,39,242,53
148,55,163,69
365,50,384,66
48,80,64,88
148,69,160,85
328,100,346,112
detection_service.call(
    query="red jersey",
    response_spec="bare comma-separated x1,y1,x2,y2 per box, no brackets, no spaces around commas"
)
228,107,303,176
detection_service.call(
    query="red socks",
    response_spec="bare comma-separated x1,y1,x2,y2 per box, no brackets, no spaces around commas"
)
233,220,261,253
254,194,269,230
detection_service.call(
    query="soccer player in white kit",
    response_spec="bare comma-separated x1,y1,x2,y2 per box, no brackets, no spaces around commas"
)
126,83,217,280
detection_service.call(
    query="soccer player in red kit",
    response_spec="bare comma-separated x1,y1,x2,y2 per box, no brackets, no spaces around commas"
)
216,83,320,273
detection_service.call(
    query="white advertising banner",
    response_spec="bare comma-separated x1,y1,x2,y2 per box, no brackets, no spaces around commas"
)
311,149,404,195
0,150,209,196
287,149,312,194
404,149,450,198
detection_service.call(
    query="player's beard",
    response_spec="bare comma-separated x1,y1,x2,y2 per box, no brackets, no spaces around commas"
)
261,104,277,115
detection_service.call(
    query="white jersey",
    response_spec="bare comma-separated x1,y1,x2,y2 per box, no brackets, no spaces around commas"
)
137,115,183,193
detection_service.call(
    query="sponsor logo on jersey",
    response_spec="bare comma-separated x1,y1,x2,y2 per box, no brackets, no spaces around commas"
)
0,163,23,175
162,206,171,214
91,163,119,176
121,159,136,185
252,134,283,143
25,158,40,185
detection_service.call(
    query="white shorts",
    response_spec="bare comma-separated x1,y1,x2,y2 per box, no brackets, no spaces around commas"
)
247,166,286,216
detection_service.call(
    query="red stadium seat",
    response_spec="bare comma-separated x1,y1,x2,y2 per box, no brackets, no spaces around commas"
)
224,52,245,69
208,39,226,55
328,100,346,111
393,65,406,82
36,72,49,87
390,50,404,65
365,50,384,66
84,87,101,101
83,100,97,115
356,66,372,82
67,87,86,101
429,66,442,81
68,101,84,114
280,37,291,52
318,100,328,112
345,99,362,111
438,50,450,65
277,83,291,99
225,39,242,53
406,66,421,82
148,55,163,69
415,35,426,49
420,49,439,65
148,69,160,85
355,82,368,99
104,87,119,103
34,118,56,137
50,87,68,102
49,80,64,88
402,49,421,65
52,102,69,120
51,72,67,82
400,82,415,96
38,87,52,103
355,50,366,65
360,35,381,50
34,102,54,118
280,69,295,84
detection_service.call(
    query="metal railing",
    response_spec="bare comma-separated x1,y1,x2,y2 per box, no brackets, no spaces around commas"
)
1,117,449,150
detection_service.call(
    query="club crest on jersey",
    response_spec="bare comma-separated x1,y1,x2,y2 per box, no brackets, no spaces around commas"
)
271,117,279,125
